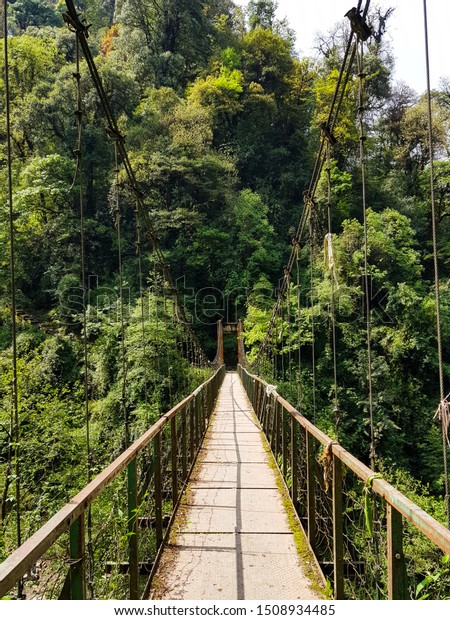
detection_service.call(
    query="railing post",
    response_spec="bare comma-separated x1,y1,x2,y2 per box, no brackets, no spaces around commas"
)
261,393,267,434
261,391,268,434
282,405,288,479
387,504,408,600
171,417,178,506
127,457,139,599
306,430,316,550
254,381,260,419
153,434,163,549
181,405,187,480
270,398,277,452
207,382,211,418
204,384,209,426
290,417,298,508
268,397,274,448
203,387,207,435
258,384,264,421
274,400,280,459
201,389,206,436
189,399,195,465
193,393,199,450
332,454,344,600
69,514,86,600
197,391,202,439
208,381,212,418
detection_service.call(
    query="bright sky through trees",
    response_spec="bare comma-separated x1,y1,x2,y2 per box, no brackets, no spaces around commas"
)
236,0,450,93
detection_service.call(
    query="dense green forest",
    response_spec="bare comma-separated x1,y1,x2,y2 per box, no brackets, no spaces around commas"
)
0,0,449,596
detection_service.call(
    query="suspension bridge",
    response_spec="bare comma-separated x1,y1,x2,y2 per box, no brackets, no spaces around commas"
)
1,0,450,601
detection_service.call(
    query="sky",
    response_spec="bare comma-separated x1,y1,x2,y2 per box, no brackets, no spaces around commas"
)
235,0,450,94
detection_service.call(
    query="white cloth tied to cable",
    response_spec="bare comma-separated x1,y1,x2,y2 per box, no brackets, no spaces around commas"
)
265,384,278,397
434,394,450,447
324,232,338,285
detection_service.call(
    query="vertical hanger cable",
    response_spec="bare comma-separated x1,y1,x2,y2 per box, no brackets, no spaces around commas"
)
4,0,22,599
423,0,449,526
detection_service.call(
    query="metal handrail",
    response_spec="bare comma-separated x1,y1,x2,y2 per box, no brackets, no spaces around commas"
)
238,364,450,599
0,365,226,599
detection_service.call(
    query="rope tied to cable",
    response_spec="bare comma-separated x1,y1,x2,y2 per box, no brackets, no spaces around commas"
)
434,394,450,447
319,441,338,492
363,473,383,538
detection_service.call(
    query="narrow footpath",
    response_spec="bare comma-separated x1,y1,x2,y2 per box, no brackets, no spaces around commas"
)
151,372,322,600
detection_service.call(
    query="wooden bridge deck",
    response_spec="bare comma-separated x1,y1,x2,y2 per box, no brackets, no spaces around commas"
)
151,372,322,600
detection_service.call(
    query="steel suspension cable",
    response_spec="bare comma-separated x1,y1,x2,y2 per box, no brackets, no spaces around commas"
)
423,0,449,527
163,284,173,408
114,143,130,448
254,1,373,367
267,346,275,383
286,271,292,392
187,330,193,367
148,264,161,413
309,208,317,425
172,298,180,406
179,317,187,392
72,33,95,598
73,34,91,497
3,0,22,599
280,295,285,383
295,243,303,411
264,333,270,380
357,40,375,470
176,301,188,392
325,141,340,437
134,203,150,428
306,0,365,200
328,0,372,146
273,316,278,381
63,0,208,366
154,266,161,379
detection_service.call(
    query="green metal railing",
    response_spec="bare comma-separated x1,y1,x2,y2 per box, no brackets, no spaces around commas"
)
238,364,450,600
0,365,225,600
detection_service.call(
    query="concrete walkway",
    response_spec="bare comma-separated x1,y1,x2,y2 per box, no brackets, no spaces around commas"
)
151,372,321,600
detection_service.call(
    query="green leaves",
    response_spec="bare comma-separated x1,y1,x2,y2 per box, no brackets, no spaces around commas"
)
10,0,60,32
0,34,61,102
188,68,244,117
416,555,450,600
